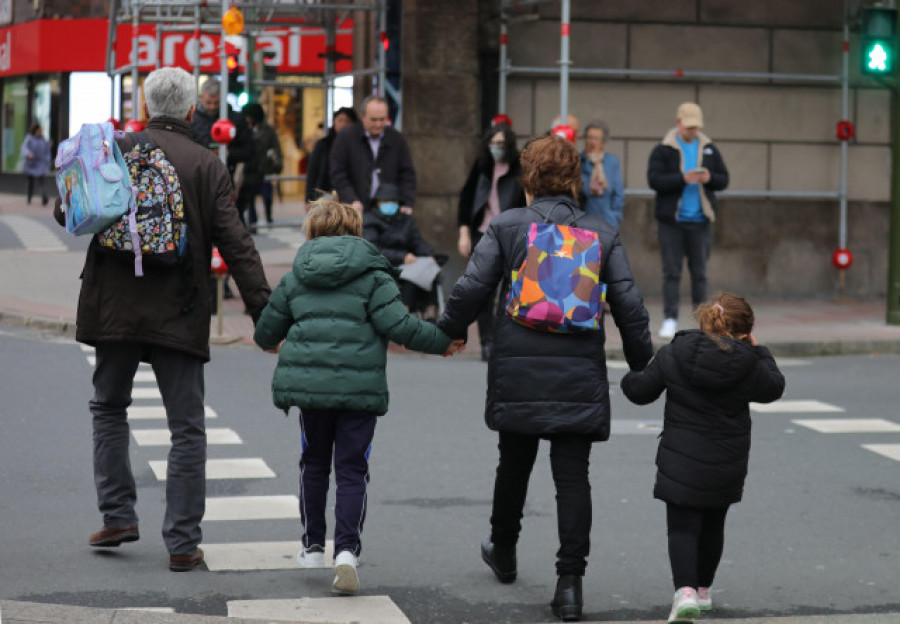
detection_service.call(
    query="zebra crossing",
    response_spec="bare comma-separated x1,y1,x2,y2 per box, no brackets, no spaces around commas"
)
76,342,411,624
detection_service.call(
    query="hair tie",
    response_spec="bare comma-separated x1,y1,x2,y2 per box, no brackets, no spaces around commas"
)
714,303,725,315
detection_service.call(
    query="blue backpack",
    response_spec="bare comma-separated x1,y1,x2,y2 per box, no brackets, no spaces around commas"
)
55,122,134,236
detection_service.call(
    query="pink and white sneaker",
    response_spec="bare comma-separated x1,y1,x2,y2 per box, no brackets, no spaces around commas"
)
697,587,712,611
668,586,700,623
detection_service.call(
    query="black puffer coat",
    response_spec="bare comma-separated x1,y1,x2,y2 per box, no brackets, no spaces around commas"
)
362,210,433,266
621,330,785,508
438,195,654,439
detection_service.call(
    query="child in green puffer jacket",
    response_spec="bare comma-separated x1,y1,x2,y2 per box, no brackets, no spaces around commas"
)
254,198,462,596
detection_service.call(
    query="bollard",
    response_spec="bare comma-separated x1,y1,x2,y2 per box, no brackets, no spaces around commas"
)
210,247,240,345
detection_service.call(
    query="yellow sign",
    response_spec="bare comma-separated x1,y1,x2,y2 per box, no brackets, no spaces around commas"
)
222,7,244,36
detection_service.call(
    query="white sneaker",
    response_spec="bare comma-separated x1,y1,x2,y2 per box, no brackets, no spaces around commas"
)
659,318,678,339
332,550,360,595
668,586,700,623
296,545,326,568
697,587,712,611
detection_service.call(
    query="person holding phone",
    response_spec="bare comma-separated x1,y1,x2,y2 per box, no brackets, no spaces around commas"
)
647,102,729,340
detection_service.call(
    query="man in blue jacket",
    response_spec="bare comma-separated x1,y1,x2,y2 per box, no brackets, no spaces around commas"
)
647,102,729,340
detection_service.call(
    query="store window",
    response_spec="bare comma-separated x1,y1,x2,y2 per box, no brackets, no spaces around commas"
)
1,77,28,172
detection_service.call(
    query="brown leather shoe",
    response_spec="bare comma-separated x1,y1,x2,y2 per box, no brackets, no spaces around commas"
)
89,525,139,547
169,547,205,572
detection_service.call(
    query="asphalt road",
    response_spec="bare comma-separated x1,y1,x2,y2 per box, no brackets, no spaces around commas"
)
1,325,899,623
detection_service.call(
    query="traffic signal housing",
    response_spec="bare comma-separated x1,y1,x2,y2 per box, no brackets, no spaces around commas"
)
226,54,249,107
861,6,897,76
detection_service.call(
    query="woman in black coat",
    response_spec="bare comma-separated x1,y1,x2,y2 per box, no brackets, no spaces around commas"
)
456,122,526,360
438,134,654,622
621,293,784,622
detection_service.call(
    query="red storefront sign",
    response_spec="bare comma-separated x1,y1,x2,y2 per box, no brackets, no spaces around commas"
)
114,24,353,74
0,18,352,78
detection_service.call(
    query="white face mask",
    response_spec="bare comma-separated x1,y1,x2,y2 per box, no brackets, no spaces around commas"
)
489,145,506,163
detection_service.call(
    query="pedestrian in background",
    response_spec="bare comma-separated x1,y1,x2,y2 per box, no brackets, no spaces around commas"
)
439,134,653,622
305,106,357,203
648,102,729,340
253,198,461,596
456,121,525,360
238,103,283,233
21,123,51,205
54,66,271,572
620,293,784,624
579,120,625,229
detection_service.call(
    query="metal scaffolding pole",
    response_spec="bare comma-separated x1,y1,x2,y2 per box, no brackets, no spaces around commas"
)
839,22,850,251
377,0,387,97
218,0,228,164
325,20,336,126
558,0,570,125
498,14,508,114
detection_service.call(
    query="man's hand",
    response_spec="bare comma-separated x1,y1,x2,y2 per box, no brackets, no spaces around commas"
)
400,205,413,215
696,167,711,184
683,170,703,185
404,253,417,264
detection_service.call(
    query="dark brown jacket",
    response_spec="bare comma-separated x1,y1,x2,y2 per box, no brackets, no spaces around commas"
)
54,117,271,361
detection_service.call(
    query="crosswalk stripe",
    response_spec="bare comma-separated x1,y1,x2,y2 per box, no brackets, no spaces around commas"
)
132,386,161,399
119,608,176,613
134,370,156,383
204,495,300,521
203,540,333,571
611,419,662,435
227,596,411,624
792,419,900,433
132,427,243,446
127,405,218,420
0,215,67,251
148,458,276,481
862,444,900,461
751,400,844,413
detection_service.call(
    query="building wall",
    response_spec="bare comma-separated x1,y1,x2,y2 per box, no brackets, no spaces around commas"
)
403,0,893,300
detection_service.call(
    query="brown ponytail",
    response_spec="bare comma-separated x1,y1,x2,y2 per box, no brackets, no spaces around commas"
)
694,292,755,350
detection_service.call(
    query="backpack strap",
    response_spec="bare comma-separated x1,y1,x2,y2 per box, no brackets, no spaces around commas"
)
528,200,578,225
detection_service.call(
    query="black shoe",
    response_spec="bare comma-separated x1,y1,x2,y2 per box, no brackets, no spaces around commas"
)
480,537,516,583
550,575,583,622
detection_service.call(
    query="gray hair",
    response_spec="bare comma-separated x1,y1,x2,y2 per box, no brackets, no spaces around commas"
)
199,77,221,97
361,94,387,115
144,67,197,119
584,120,610,140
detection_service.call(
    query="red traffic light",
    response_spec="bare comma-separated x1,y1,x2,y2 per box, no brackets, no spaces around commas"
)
226,55,239,71
832,248,853,269
211,118,236,144
211,247,229,276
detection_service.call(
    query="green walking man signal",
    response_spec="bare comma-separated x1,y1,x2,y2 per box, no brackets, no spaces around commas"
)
861,7,898,75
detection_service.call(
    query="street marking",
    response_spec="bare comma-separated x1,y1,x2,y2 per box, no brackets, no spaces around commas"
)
79,344,94,353
132,428,243,446
127,405,218,420
751,400,844,413
862,444,900,462
134,370,156,383
793,419,900,433
149,458,276,481
118,608,176,613
132,386,161,399
203,540,333,571
86,356,95,366
611,419,662,435
205,495,299,521
0,215,67,251
227,596,411,624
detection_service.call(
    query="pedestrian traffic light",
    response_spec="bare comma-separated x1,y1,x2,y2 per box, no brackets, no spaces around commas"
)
226,54,248,105
861,7,897,75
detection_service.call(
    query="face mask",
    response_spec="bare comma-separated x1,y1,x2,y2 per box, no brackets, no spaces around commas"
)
379,201,399,216
489,145,506,162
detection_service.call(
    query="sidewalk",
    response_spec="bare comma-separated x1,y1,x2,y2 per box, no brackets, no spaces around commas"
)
3,192,900,358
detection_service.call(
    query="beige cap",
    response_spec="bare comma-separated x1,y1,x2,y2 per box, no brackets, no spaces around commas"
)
676,102,704,128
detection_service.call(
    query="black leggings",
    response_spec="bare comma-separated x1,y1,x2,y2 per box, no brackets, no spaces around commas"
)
666,503,730,589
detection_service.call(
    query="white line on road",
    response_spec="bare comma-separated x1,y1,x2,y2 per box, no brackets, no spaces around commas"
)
132,427,243,446
127,405,218,420
751,400,844,413
203,540,333,571
792,419,900,433
148,458,276,481
862,444,900,462
227,596,411,624
204,495,300,521
131,386,161,399
0,215,67,251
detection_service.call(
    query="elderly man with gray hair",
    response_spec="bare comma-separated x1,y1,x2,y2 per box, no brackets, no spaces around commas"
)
53,66,271,572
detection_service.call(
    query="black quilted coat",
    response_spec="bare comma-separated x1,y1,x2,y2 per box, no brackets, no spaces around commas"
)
437,195,654,440
621,330,785,508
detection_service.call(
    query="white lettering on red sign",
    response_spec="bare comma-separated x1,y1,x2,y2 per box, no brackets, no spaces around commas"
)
126,31,299,70
0,30,10,72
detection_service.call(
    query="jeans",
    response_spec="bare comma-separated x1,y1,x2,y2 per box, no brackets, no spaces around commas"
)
90,341,206,555
666,503,730,589
298,409,377,557
658,220,711,320
490,431,593,576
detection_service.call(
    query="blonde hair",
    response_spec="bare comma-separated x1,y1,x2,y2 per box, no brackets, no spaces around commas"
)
694,292,755,350
304,197,362,239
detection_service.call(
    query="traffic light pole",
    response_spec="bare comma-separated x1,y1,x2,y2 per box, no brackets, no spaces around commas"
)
888,87,900,323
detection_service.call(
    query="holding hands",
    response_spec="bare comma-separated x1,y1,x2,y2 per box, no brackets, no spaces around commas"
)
443,339,466,357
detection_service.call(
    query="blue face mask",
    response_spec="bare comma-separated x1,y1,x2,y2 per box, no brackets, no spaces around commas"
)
379,201,399,216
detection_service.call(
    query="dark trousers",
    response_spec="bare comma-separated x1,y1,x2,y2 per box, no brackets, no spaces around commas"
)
91,341,206,555
240,182,275,225
490,431,593,576
666,503,730,589
658,220,711,320
298,409,377,557
26,175,48,204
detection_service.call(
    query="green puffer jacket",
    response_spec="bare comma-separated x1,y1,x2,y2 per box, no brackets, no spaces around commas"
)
254,235,452,415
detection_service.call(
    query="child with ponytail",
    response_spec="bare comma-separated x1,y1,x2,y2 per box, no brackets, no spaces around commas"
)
621,293,785,623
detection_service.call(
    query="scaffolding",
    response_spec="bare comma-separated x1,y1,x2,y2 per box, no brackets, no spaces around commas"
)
105,0,389,162
499,0,854,253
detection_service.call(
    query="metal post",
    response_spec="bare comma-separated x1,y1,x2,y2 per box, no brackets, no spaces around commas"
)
498,14,508,114
218,0,228,164
377,0,387,97
838,22,850,296
131,12,141,121
558,0,571,125
193,6,201,86
325,20,337,125
889,88,900,324
155,23,162,70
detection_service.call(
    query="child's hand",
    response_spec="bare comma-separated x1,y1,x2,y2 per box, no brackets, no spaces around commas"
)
264,340,284,354
443,339,466,357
